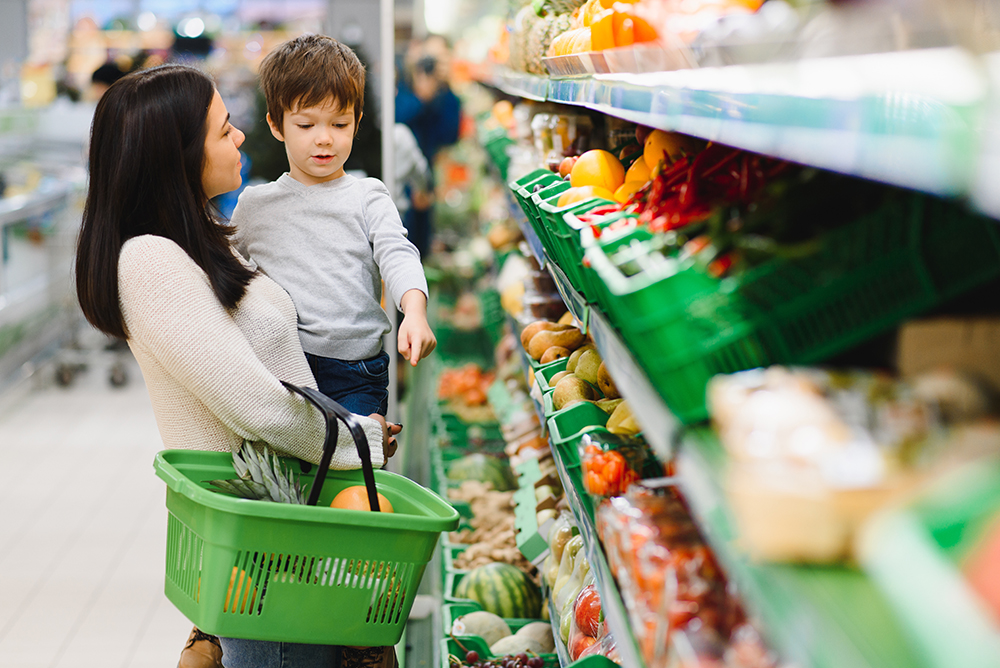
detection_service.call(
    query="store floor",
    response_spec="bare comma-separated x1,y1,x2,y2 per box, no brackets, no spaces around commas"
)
0,352,192,668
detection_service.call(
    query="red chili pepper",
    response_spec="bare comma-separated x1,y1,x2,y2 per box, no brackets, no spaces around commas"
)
708,253,734,278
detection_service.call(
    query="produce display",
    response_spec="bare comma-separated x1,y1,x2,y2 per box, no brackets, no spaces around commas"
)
456,562,545,620
428,70,1000,668
449,480,536,572
580,431,661,498
596,484,776,668
709,366,1000,563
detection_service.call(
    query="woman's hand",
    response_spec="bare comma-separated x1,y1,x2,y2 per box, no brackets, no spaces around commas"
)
368,413,402,460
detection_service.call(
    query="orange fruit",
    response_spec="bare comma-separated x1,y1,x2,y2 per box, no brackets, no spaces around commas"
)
492,100,514,128
557,185,616,207
613,180,646,204
331,485,395,512
570,149,625,192
644,129,699,170
624,158,651,184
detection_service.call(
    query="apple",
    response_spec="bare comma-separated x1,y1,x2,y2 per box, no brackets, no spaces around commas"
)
570,634,598,660
635,124,653,145
558,156,578,178
574,584,603,637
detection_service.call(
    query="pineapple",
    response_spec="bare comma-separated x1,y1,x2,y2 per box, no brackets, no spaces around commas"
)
533,0,586,17
526,13,574,74
510,4,542,72
208,440,308,504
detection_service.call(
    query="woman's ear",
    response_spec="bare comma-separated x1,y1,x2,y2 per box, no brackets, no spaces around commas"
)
266,113,284,142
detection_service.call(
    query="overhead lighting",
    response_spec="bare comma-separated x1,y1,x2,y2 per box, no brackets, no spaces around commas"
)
178,17,205,38
137,12,156,32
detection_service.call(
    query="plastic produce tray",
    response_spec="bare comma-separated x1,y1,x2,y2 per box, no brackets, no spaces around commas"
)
537,198,618,301
585,193,1000,423
481,127,515,181
511,170,564,257
529,181,574,257
533,358,569,396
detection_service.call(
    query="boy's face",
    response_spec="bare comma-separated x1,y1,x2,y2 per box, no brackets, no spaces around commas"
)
268,99,359,186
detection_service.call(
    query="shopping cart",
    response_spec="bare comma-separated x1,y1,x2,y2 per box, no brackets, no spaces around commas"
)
153,382,459,646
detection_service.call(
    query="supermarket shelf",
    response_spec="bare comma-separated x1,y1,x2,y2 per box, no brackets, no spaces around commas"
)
536,387,647,668
487,47,988,199
508,190,547,265
676,429,929,668
544,258,680,462
546,262,588,327
536,218,927,668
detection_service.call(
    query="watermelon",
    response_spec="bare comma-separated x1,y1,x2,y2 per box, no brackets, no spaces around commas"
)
446,453,517,492
454,562,542,619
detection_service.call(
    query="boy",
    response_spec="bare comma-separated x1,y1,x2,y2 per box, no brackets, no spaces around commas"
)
232,34,435,417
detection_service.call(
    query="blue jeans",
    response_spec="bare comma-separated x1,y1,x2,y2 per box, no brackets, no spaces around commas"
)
305,350,389,417
219,637,341,667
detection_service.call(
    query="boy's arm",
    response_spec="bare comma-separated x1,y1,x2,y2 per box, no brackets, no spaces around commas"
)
398,289,436,365
366,182,429,308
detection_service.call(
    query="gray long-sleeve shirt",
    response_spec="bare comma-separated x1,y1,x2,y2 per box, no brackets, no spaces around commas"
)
231,173,428,361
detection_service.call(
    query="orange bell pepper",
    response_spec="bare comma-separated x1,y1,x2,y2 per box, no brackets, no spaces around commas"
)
590,9,615,51
612,13,634,47
629,13,658,42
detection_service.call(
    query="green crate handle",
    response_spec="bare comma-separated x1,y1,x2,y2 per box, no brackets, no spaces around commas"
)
281,381,381,510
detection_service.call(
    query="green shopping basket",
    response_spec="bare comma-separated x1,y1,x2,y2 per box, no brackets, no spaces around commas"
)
153,382,460,646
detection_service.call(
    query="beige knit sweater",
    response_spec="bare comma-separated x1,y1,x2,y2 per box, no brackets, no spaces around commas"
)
118,234,385,469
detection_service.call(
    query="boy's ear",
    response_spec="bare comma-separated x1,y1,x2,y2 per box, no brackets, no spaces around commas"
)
266,113,285,142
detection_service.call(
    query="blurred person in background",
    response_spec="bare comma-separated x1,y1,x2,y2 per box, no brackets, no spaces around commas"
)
395,34,461,257
87,61,127,101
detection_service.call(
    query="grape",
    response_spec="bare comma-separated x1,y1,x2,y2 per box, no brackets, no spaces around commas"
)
465,651,480,665
528,659,544,668
516,653,528,665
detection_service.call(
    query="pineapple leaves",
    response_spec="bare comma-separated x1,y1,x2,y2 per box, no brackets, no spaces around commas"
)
207,440,308,504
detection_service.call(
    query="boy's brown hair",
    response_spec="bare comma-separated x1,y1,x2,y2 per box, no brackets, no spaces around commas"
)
258,34,365,132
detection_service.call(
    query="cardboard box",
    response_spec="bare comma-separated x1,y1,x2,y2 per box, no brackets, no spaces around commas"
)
897,318,1000,391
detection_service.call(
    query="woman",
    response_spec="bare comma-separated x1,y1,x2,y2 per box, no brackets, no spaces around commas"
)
75,64,396,668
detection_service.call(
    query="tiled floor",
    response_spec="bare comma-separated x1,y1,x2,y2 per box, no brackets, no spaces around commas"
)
0,348,192,668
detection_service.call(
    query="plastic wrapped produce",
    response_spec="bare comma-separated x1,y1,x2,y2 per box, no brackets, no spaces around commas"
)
596,483,775,668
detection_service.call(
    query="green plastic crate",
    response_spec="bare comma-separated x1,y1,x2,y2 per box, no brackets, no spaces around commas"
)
534,357,569,395
482,130,515,181
153,449,458,646
860,460,1000,668
528,181,574,258
538,198,620,301
586,193,1000,423
436,324,496,366
511,170,563,241
545,403,610,523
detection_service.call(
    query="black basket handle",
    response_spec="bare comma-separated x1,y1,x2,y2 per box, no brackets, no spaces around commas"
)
280,381,381,511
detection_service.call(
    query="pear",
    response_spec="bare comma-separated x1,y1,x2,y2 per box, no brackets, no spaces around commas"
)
607,400,641,436
528,328,585,361
595,398,624,414
520,321,565,350
549,370,572,387
597,362,620,399
557,311,575,326
574,349,603,386
552,376,597,410
566,345,593,373
540,346,571,364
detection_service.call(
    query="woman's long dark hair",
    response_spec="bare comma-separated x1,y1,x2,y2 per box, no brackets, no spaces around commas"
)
76,64,254,339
